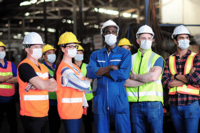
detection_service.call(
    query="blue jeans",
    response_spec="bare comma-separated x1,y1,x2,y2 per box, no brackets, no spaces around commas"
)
170,100,199,133
130,102,163,133
63,118,82,133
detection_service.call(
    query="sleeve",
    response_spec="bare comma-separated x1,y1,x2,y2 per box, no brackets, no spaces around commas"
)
86,52,102,79
11,62,17,77
61,67,90,91
18,63,38,82
161,57,174,89
185,54,200,85
109,50,131,82
153,57,164,69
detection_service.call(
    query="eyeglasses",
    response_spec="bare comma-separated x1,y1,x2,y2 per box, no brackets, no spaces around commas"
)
65,45,78,49
103,30,117,35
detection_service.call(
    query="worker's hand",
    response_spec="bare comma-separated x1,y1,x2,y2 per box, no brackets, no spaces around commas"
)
111,65,119,70
83,107,87,115
4,75,13,82
171,75,175,80
190,67,196,74
130,70,137,80
47,78,57,92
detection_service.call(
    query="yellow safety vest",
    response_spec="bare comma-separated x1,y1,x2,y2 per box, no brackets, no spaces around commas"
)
126,49,164,104
168,52,200,96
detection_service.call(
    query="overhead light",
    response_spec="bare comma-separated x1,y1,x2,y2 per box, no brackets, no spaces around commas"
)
25,12,30,16
67,20,72,24
20,0,58,6
84,22,89,26
132,14,138,18
0,32,3,36
123,13,131,18
19,21,22,24
24,32,30,35
41,28,45,31
48,28,56,33
5,24,8,27
62,19,66,23
30,19,33,23
37,26,41,29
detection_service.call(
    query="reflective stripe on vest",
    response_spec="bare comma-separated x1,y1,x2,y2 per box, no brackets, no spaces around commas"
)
81,63,94,101
127,49,163,103
168,52,199,96
62,98,83,103
24,95,49,101
0,61,15,96
0,84,13,89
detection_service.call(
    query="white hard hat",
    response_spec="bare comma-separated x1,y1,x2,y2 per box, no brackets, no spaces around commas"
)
101,20,119,35
136,25,154,39
22,32,44,45
171,25,190,39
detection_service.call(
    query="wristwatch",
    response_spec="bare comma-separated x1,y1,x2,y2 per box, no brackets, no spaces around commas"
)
174,74,178,80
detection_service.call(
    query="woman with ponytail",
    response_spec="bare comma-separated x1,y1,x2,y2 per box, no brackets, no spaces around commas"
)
54,32,90,133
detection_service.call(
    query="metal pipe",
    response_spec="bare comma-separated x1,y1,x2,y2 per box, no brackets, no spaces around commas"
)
145,0,149,25
8,19,11,61
43,0,47,43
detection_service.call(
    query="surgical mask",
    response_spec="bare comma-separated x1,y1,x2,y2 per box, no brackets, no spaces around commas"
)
31,48,42,60
0,51,6,59
105,34,117,46
47,54,56,63
75,54,83,61
140,40,152,50
67,48,77,58
178,39,190,50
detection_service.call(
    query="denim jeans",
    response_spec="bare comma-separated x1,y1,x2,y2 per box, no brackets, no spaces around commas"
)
170,100,199,133
63,118,82,133
130,102,163,133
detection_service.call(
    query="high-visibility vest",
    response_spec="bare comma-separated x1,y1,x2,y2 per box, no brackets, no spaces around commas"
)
42,63,57,100
168,52,200,96
126,49,164,104
81,63,94,101
17,58,49,117
0,61,15,97
56,61,84,119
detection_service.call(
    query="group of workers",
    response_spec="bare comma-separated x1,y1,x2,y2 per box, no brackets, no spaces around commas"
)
0,19,199,133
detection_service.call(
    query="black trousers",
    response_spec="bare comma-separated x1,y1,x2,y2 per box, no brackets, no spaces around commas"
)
20,116,49,133
82,100,93,133
48,105,61,133
0,98,18,133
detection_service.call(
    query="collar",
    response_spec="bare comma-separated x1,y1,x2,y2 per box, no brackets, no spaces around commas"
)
100,45,118,53
43,61,55,71
137,48,152,57
173,49,191,57
0,59,8,68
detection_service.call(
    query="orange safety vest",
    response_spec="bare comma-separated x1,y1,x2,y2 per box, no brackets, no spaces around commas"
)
0,61,15,97
17,58,49,117
168,52,200,96
57,61,84,119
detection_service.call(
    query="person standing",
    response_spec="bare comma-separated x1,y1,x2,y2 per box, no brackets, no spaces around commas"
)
55,32,90,133
74,44,94,133
125,25,164,133
0,41,18,133
162,25,200,133
42,44,61,133
18,32,57,133
87,19,131,133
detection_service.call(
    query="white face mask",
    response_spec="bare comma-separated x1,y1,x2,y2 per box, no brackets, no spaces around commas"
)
47,54,56,63
30,48,42,60
140,40,152,50
0,51,6,59
178,39,190,50
75,54,83,61
67,48,77,58
105,34,117,46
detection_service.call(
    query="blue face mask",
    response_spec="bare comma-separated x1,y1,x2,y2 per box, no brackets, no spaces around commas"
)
75,54,83,62
0,51,5,59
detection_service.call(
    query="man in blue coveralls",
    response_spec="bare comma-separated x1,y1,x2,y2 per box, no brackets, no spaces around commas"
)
87,19,131,133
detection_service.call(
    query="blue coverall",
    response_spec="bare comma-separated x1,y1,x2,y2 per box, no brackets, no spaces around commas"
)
87,45,131,133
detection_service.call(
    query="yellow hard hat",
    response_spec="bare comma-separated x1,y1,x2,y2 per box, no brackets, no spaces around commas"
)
58,32,81,45
0,41,6,48
118,38,131,47
42,44,56,54
77,44,84,51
